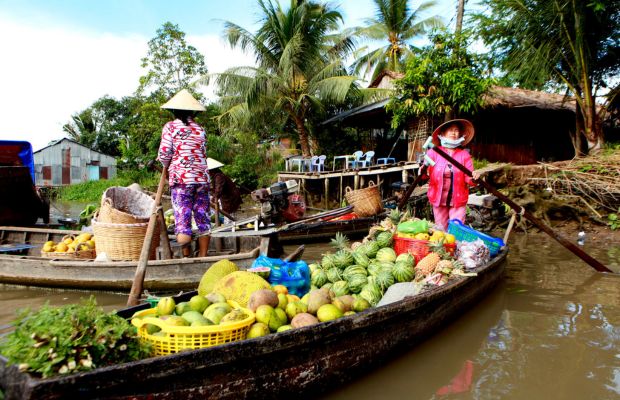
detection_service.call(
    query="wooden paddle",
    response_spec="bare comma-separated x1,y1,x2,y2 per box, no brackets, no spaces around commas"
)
427,143,613,273
127,167,168,306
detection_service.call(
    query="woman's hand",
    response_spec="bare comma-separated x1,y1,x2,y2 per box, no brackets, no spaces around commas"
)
472,170,481,180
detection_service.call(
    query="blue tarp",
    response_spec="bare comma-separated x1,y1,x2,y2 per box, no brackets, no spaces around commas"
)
0,140,35,183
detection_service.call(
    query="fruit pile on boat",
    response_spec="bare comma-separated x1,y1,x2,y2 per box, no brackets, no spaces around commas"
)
40,233,96,258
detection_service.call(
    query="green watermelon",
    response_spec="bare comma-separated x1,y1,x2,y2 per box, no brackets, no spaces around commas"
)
375,269,395,290
365,241,380,258
326,267,343,283
376,247,397,263
311,268,328,287
347,274,368,294
352,251,370,268
332,280,350,297
343,265,367,281
333,250,354,269
376,231,393,248
393,261,415,283
395,253,415,268
367,262,383,276
321,253,336,270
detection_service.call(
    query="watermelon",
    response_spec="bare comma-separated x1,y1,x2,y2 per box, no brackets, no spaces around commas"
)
352,251,370,268
395,253,415,268
365,241,380,258
311,268,328,287
393,261,415,282
347,274,368,294
367,262,383,276
343,265,367,281
376,231,393,248
375,269,395,291
376,247,397,263
247,267,271,280
332,280,350,297
321,253,336,270
333,250,354,269
326,267,343,283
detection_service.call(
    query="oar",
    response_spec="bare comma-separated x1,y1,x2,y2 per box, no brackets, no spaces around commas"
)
127,167,168,306
397,164,429,210
426,142,613,273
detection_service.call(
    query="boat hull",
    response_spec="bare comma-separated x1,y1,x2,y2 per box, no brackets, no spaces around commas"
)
0,226,261,291
278,216,378,243
0,249,507,399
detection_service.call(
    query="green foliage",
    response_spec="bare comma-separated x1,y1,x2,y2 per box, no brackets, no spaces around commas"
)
473,158,489,170
0,297,150,378
387,31,494,128
608,209,620,230
137,22,208,101
350,0,443,80
208,0,363,156
55,167,159,202
472,0,620,149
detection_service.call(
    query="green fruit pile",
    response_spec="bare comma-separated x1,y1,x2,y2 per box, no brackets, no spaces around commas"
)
133,292,252,336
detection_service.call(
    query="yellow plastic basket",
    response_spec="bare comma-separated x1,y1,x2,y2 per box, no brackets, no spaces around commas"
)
131,302,255,356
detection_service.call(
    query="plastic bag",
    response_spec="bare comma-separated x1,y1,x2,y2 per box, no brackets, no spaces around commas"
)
456,239,490,270
397,219,429,234
250,255,310,297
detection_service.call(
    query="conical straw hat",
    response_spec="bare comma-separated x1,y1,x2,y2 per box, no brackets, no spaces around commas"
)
431,119,475,147
207,158,224,170
160,89,206,111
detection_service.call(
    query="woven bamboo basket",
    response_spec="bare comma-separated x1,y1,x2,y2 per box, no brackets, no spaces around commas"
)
98,186,154,224
344,181,383,217
40,235,96,260
92,218,160,261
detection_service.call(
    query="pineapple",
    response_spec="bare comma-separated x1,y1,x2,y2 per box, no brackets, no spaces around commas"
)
330,232,350,251
415,252,441,276
389,209,402,224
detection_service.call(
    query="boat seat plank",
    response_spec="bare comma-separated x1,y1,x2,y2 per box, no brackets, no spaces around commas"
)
0,243,36,253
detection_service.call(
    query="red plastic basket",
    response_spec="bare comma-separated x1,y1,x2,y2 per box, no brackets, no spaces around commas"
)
393,235,456,263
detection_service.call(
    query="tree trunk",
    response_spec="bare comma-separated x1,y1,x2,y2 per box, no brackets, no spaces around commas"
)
455,0,466,36
294,116,312,157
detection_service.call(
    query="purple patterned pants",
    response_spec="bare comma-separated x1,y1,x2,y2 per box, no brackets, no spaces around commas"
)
171,184,211,235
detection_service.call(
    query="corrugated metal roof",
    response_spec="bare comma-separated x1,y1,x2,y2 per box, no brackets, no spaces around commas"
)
321,98,390,125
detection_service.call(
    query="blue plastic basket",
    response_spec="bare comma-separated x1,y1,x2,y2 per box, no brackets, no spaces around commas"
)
447,219,505,257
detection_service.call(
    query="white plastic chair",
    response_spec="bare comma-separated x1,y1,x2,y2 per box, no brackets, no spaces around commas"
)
358,151,375,168
346,151,364,169
311,155,326,172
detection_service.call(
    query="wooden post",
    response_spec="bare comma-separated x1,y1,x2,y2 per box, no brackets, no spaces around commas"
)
339,174,343,205
354,174,359,190
127,168,168,306
215,201,223,253
324,178,329,210
402,168,408,183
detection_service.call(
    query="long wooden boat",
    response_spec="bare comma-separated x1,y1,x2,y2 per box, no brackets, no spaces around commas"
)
0,226,262,291
277,215,379,243
0,248,508,399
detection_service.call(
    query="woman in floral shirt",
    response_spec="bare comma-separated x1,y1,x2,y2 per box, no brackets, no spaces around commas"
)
158,89,210,257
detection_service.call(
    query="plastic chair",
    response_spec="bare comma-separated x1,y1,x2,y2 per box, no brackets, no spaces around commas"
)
376,157,396,165
346,151,364,169
358,151,375,168
311,155,326,172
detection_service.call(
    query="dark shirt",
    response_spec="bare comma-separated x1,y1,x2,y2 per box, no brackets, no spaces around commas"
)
210,170,241,214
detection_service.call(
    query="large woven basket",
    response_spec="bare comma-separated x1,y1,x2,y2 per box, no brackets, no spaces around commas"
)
345,181,383,217
99,186,154,224
92,217,160,261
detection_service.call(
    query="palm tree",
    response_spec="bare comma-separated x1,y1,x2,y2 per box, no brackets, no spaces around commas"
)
205,0,362,156
350,0,443,82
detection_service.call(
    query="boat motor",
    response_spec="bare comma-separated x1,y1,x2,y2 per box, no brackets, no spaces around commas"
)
251,180,306,225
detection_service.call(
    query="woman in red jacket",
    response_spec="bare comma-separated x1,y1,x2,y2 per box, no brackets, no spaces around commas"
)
426,119,480,231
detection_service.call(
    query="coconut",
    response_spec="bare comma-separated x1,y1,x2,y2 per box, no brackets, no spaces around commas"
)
307,288,332,315
291,313,319,328
248,289,279,312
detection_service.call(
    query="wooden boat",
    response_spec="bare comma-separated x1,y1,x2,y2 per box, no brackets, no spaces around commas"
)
0,248,508,399
278,214,380,243
0,226,263,291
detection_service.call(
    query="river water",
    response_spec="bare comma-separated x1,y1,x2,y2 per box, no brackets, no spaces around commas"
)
2,209,620,398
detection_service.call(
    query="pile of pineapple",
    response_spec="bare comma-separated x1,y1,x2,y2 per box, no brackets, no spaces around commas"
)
309,210,472,307
41,233,96,254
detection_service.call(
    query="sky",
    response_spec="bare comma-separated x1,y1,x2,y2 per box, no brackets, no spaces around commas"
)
0,0,460,151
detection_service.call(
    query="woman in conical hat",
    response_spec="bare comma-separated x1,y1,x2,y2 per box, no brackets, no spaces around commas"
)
426,119,480,231
157,89,211,257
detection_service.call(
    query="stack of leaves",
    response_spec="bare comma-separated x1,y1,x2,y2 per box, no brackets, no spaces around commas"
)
0,297,150,378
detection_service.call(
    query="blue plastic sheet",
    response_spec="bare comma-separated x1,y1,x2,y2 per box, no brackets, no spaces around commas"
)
251,255,310,297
